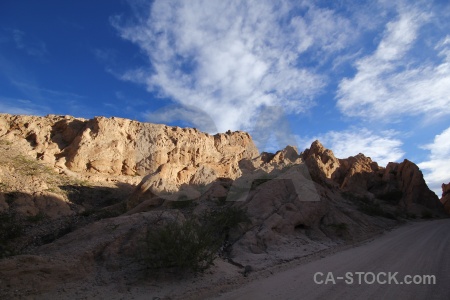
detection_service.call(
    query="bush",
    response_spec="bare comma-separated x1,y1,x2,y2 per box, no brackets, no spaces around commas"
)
143,206,249,273
421,210,433,219
378,190,403,204
342,192,397,220
328,223,348,231
169,198,195,209
0,213,23,258
144,219,219,272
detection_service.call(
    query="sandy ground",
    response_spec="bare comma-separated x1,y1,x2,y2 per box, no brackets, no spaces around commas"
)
34,220,450,300
213,219,450,300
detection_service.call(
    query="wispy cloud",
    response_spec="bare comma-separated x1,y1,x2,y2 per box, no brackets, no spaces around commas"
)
11,80,85,104
299,128,404,166
0,97,46,116
418,127,450,196
12,29,48,58
336,6,450,121
145,104,217,132
112,0,357,133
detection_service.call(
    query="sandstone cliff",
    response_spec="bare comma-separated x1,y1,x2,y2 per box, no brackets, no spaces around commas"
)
0,114,258,186
302,140,444,215
0,114,447,298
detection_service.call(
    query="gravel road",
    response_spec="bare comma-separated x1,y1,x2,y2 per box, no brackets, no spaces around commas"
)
215,219,450,300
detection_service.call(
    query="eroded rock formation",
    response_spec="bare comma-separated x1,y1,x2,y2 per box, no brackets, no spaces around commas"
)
301,140,444,214
0,114,258,185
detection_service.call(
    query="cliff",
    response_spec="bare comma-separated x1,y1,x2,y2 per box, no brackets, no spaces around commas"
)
0,114,259,186
0,114,448,298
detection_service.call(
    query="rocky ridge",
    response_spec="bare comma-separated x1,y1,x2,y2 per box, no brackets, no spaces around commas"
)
0,114,258,186
0,113,447,299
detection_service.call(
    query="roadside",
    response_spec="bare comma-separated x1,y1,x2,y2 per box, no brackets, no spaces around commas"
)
212,219,450,300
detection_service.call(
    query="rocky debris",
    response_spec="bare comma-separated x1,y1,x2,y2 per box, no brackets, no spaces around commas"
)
0,210,183,298
442,183,450,214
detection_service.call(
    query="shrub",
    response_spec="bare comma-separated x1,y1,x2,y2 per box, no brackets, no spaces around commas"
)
378,190,403,204
342,192,397,220
0,213,23,258
26,212,47,223
328,223,348,231
169,198,195,209
143,218,219,272
421,210,433,219
143,206,249,273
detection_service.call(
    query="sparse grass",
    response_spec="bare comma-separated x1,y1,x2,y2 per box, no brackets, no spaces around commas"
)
0,139,12,146
328,223,348,231
12,155,55,176
5,193,15,205
406,212,417,219
216,196,228,206
342,192,397,220
169,199,196,209
0,212,23,258
377,190,403,204
142,206,249,274
0,182,9,192
421,210,433,219
26,212,47,223
79,203,126,220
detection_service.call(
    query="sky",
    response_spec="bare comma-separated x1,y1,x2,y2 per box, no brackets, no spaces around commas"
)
0,0,449,196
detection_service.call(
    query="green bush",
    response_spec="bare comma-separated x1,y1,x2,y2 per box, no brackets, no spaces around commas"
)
342,192,397,220
328,223,348,231
421,210,433,219
0,213,23,258
143,219,219,272
378,190,403,204
169,199,195,209
143,206,249,273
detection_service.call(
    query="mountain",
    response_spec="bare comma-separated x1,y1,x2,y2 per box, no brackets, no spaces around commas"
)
0,113,447,298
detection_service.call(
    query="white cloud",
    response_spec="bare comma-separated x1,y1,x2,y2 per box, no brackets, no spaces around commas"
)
0,97,44,116
418,127,450,196
112,0,356,133
145,104,217,133
337,7,450,121
299,128,404,166
12,29,48,58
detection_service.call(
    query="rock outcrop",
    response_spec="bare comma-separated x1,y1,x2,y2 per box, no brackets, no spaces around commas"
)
1,114,448,299
301,140,444,214
0,114,258,186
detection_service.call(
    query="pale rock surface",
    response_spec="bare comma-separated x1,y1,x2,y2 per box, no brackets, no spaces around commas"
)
0,113,259,197
301,140,444,214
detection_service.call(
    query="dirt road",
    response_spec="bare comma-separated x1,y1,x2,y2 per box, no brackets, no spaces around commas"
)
215,219,450,300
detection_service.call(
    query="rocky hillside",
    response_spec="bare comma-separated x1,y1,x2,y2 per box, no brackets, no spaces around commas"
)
0,114,258,186
0,113,447,299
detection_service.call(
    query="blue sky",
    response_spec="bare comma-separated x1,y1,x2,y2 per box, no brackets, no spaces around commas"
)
0,0,449,195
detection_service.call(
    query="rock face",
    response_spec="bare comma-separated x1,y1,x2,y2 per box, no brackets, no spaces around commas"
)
442,183,450,215
302,140,444,214
0,114,258,185
1,114,448,298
